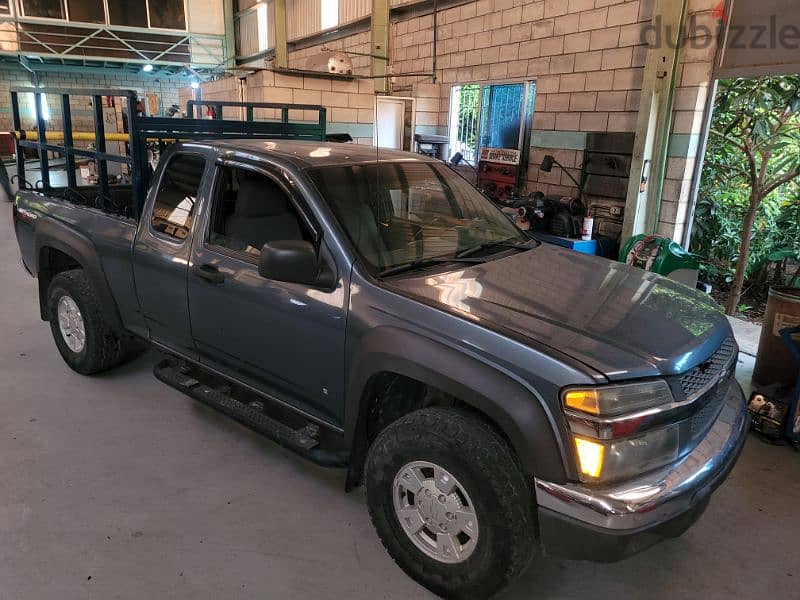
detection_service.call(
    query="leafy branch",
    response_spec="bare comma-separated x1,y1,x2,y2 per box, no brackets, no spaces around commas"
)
695,75,800,316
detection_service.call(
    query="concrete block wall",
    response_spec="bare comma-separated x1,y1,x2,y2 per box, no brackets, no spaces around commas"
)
393,0,719,242
395,0,650,198
410,81,448,136
189,0,719,242
289,31,373,76
0,65,188,133
193,69,377,144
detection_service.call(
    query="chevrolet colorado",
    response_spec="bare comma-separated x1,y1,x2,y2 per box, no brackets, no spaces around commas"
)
13,137,748,598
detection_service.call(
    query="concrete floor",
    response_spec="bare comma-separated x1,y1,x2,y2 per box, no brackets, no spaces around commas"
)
727,316,762,357
1,205,798,600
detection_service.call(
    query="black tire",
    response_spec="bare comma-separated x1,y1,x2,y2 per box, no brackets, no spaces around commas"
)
46,269,142,374
365,407,537,599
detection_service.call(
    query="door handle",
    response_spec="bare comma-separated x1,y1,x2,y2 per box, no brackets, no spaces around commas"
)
191,264,225,284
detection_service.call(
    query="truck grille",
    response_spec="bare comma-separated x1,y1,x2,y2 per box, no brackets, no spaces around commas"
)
682,336,738,442
688,380,728,437
680,336,738,400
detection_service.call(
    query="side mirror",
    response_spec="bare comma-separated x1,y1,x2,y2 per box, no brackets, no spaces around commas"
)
258,240,335,288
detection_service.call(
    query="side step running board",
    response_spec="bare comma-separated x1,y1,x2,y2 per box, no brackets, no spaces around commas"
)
154,359,348,468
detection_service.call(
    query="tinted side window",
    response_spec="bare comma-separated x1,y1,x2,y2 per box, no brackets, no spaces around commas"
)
151,154,205,241
207,166,308,260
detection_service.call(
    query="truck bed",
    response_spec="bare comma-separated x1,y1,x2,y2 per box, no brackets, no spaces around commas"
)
14,188,145,336
38,183,137,217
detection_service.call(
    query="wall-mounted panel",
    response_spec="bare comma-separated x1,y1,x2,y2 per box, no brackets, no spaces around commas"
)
187,0,225,35
340,0,370,25
287,0,320,40
717,0,800,78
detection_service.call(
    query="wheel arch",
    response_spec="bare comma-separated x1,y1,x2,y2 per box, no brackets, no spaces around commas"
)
344,327,570,490
35,219,125,334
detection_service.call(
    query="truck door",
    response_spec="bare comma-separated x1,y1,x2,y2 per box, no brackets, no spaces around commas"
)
187,161,348,427
133,151,211,357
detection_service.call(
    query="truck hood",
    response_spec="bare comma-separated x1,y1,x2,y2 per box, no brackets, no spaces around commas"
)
385,243,730,380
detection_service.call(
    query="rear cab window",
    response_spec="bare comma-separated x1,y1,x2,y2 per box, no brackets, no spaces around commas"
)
150,153,206,241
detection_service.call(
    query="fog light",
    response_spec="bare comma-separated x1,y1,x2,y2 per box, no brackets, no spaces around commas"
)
574,436,604,479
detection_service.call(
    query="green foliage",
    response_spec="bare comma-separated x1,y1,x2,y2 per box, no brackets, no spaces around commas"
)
692,182,800,283
455,84,480,149
691,76,800,299
713,77,800,151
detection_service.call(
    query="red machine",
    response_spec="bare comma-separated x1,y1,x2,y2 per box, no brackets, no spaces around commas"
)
477,147,522,202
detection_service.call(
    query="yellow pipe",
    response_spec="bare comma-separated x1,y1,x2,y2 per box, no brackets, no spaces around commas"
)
15,130,131,142
14,130,183,144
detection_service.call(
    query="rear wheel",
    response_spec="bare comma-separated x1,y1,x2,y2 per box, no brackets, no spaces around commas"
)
365,407,537,599
47,269,142,374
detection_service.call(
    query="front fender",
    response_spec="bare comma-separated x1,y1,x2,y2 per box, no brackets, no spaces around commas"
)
345,326,572,483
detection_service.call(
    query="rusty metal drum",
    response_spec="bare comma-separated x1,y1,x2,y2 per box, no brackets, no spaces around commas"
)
753,287,800,386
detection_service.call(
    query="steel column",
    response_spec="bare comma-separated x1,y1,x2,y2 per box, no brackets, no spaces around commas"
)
92,95,109,206
622,0,688,241
61,94,77,190
34,91,50,194
223,0,236,72
372,0,389,93
273,0,288,69
11,92,25,190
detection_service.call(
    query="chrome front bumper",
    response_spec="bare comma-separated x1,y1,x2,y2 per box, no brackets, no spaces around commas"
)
535,379,748,536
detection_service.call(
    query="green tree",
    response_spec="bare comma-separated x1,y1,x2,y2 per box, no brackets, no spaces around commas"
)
706,76,800,315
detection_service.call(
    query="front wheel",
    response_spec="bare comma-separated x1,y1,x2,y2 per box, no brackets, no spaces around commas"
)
47,269,142,374
365,408,537,598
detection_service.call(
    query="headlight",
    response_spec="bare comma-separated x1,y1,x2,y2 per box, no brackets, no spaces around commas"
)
563,380,674,417
563,380,680,483
573,426,680,483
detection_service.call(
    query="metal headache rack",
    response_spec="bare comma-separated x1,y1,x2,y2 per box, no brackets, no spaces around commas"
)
10,87,328,220
186,99,327,128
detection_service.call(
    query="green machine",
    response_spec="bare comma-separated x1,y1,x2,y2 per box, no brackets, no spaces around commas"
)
620,235,701,287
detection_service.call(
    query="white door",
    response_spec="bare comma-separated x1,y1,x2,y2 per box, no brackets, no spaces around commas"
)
375,98,405,149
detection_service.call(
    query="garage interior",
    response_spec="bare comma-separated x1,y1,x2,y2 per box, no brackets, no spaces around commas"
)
1,0,799,598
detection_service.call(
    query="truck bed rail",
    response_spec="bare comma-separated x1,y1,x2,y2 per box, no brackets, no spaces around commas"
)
10,87,328,220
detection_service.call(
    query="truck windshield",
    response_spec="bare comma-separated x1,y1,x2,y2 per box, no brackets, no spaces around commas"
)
308,161,527,274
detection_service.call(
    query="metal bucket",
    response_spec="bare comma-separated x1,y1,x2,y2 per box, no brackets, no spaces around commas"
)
753,287,800,386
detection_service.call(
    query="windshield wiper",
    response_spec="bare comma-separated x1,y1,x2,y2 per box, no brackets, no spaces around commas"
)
378,256,485,278
455,238,534,259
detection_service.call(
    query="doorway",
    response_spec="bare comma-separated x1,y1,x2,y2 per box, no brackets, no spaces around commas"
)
374,97,415,151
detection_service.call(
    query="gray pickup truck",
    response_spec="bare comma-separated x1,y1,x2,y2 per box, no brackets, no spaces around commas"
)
14,138,748,598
